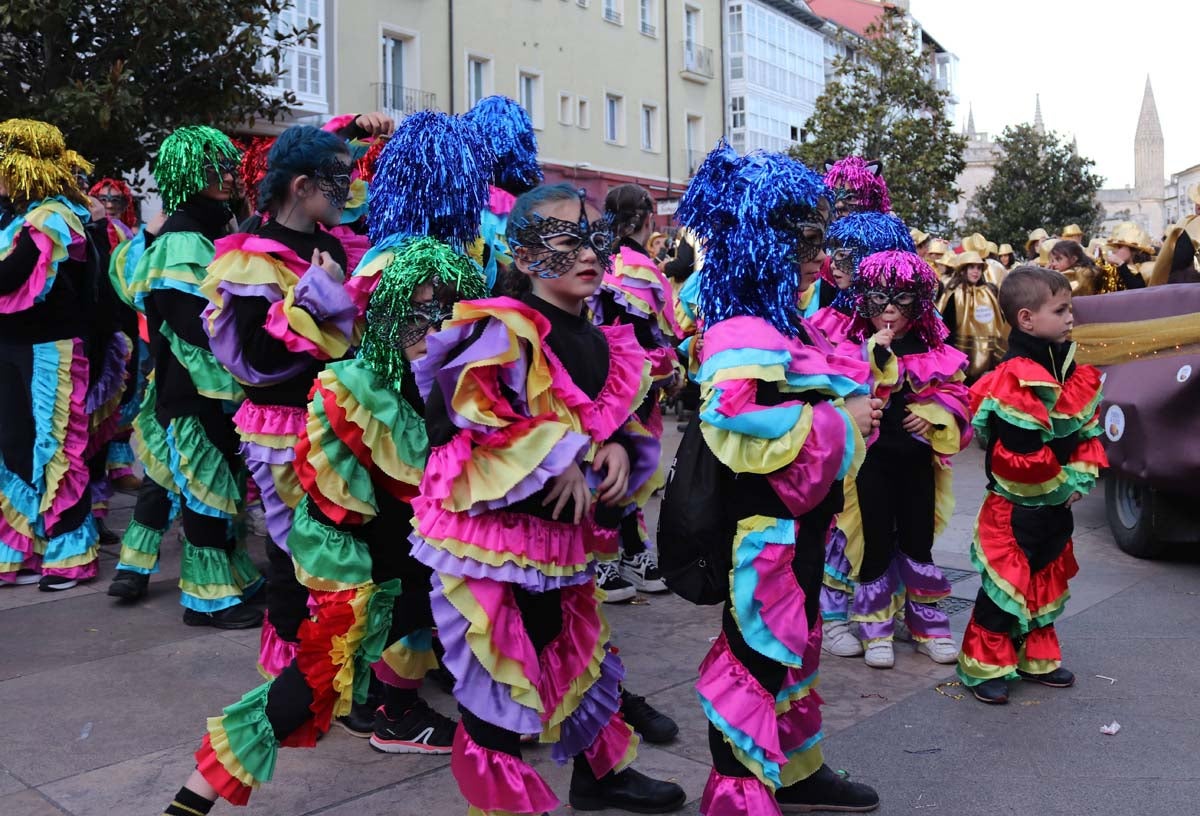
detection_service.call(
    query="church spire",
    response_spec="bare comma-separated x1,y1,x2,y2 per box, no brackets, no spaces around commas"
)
1134,75,1164,200
966,104,976,139
1033,94,1044,135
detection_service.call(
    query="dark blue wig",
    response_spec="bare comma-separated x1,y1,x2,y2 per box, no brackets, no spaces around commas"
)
257,125,346,213
463,95,543,196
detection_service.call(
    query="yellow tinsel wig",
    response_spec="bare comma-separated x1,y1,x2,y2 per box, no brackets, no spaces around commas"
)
0,119,92,207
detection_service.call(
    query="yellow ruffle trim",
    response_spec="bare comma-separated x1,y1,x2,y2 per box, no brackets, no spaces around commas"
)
701,402,814,475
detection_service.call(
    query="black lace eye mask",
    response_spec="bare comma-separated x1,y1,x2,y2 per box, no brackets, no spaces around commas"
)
204,157,239,187
313,156,352,209
397,300,453,348
858,288,921,320
510,191,614,278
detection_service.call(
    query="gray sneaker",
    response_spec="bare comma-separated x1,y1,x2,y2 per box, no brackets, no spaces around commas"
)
619,550,668,593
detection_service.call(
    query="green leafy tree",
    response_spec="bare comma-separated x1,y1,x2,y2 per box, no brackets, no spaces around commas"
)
964,124,1104,251
791,11,965,233
0,1,316,187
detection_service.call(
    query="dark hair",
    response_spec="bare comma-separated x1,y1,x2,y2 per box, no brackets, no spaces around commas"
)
999,265,1071,326
257,125,346,213
1048,240,1093,270
605,183,653,240
505,182,582,248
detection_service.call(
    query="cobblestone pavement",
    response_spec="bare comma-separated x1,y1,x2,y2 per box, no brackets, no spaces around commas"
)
2,423,1196,815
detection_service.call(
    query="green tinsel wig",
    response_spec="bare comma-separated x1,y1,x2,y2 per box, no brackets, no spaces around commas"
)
153,125,241,213
359,236,490,390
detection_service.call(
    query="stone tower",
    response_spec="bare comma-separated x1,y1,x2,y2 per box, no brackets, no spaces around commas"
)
1134,76,1165,237
1033,94,1044,135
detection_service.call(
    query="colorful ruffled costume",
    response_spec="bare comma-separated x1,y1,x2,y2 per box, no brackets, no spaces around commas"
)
123,126,262,614
411,295,660,815
957,329,1106,687
678,145,875,815
0,119,103,586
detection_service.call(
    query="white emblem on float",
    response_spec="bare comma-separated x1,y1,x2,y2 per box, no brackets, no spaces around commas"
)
973,305,994,323
1099,372,1107,386
1104,405,1125,442
1177,365,1192,384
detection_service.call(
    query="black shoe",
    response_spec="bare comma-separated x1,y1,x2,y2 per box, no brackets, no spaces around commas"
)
569,763,686,813
369,699,456,754
335,700,378,738
972,678,1010,704
1017,667,1075,688
107,570,149,602
182,604,263,630
38,574,78,592
97,521,120,547
775,764,880,813
596,561,636,603
621,689,678,744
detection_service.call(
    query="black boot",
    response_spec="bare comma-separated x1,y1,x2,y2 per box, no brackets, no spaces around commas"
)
107,569,150,602
337,673,384,737
182,603,262,630
620,689,678,744
569,756,686,813
1017,666,1074,688
972,678,1010,704
775,764,879,813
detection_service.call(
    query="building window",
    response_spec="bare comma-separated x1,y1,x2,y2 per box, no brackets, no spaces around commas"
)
518,70,543,129
730,96,745,130
269,0,326,109
559,92,574,125
684,4,701,47
685,114,704,173
640,104,658,151
466,55,492,108
604,93,625,144
603,0,623,25
639,0,656,36
577,97,591,129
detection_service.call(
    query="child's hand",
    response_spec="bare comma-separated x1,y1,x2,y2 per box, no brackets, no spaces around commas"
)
846,395,884,436
871,327,895,348
1066,491,1083,507
544,464,592,524
592,443,631,504
902,410,933,435
312,248,345,283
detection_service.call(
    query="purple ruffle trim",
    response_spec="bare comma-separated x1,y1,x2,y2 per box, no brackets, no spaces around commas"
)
897,554,951,598
293,265,357,337
550,648,625,764
410,532,592,594
429,572,543,735
904,597,951,640
852,560,902,642
244,455,294,551
205,295,313,386
417,318,532,430
819,585,849,620
85,333,132,413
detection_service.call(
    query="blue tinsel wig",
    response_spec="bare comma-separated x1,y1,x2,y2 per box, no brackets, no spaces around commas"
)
367,110,493,247
827,211,915,272
677,142,832,336
463,95,543,196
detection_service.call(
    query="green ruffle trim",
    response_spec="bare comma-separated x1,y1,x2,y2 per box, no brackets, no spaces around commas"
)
354,578,402,703
170,414,245,516
117,519,165,571
159,323,244,403
308,386,379,512
288,496,373,590
180,540,260,600
128,231,214,304
993,477,1078,509
330,360,430,472
214,681,278,785
971,396,1048,443
132,380,176,491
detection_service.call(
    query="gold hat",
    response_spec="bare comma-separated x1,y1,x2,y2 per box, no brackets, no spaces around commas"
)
1062,224,1084,238
954,250,984,267
1024,227,1049,253
1106,221,1155,256
927,238,949,258
961,233,989,256
910,227,930,246
986,240,999,256
997,243,1014,256
1038,238,1060,267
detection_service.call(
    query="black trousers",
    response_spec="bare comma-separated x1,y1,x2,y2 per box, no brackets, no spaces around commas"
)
855,446,935,584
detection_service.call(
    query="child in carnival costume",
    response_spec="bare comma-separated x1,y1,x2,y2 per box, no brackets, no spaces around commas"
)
937,250,1008,383
0,119,102,590
462,95,545,293
957,266,1107,704
678,143,882,815
121,125,263,628
837,251,972,669
410,181,687,815
165,235,491,816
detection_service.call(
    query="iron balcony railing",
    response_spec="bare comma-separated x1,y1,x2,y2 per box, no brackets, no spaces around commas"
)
372,83,436,119
603,5,623,24
682,40,714,78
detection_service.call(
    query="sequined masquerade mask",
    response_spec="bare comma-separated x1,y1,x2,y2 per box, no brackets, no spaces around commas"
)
771,203,827,264
831,244,856,276
857,287,922,320
397,299,453,348
96,193,128,206
511,190,614,279
204,157,239,187
313,155,353,210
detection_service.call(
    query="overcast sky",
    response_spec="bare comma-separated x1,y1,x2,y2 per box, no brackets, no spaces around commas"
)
909,0,1198,189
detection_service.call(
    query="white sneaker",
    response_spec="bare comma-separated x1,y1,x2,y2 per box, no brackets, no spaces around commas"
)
619,550,668,593
596,562,637,603
916,637,958,664
864,641,895,669
822,620,864,657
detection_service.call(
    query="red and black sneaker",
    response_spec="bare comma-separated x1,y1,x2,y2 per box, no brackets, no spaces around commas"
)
368,698,456,755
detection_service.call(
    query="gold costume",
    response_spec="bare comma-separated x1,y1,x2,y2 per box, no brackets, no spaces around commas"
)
937,282,1007,381
1062,264,1100,296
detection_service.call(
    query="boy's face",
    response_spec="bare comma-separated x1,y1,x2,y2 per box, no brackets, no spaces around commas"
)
1021,288,1074,343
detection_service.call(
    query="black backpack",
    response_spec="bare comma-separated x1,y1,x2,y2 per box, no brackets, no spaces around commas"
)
657,414,734,605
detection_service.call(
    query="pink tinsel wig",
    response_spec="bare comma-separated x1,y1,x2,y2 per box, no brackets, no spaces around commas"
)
848,249,948,347
823,156,891,214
